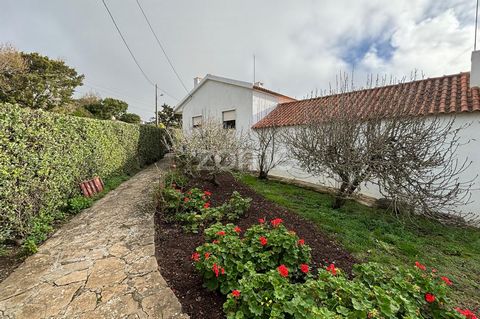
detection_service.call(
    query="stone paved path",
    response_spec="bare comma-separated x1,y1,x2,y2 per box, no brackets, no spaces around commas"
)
0,156,188,319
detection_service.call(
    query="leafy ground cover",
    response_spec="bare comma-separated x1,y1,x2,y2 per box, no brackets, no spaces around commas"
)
239,174,480,310
0,173,131,282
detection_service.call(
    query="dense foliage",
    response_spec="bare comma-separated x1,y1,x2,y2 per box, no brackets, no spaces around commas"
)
0,50,84,110
158,176,251,232
241,174,480,309
0,103,167,251
84,97,128,120
193,221,477,319
156,103,181,128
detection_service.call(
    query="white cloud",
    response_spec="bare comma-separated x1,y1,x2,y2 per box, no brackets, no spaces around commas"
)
0,0,475,118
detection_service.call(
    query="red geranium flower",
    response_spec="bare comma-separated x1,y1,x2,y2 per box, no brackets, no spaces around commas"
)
221,267,225,275
234,226,241,233
456,308,478,319
441,276,453,286
191,252,200,262
424,293,435,303
271,218,283,227
415,261,426,271
232,290,241,298
212,263,220,277
300,264,309,274
204,252,210,259
277,264,289,277
326,263,337,276
183,197,190,202
217,231,226,236
298,239,305,246
259,236,268,246
204,190,212,196
212,240,219,244
204,202,211,209
258,218,265,224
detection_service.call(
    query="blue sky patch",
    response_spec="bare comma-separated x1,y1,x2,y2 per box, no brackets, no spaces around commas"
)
340,36,395,66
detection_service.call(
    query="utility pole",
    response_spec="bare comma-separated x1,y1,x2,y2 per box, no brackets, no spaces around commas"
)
155,84,158,127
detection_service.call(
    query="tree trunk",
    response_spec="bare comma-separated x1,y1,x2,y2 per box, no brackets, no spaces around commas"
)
210,173,220,186
258,170,269,180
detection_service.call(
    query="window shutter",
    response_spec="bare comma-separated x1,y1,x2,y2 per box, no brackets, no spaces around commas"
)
192,116,202,126
223,110,236,121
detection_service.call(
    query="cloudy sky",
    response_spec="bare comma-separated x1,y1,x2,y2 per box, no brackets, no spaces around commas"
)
1,0,476,119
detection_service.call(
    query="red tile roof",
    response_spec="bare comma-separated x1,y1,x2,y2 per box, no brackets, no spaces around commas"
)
252,72,480,129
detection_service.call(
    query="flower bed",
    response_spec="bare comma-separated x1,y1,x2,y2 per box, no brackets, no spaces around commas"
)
155,172,477,319
194,221,471,318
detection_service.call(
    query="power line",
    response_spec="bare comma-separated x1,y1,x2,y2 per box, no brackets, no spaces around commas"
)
135,0,189,93
101,0,154,86
100,0,179,101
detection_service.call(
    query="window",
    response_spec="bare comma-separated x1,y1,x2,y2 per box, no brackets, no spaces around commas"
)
222,110,236,129
192,115,202,128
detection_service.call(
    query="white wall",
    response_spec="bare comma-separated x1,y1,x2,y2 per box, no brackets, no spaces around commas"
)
252,90,279,125
267,113,480,220
180,80,253,134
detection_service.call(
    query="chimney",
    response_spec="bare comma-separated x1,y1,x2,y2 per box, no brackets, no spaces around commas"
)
193,77,202,88
471,51,480,87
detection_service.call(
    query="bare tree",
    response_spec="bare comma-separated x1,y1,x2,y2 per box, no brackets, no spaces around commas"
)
169,118,249,185
285,75,475,223
251,125,287,179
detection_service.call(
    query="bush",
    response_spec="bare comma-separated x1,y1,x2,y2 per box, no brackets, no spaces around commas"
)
158,184,252,232
193,220,311,294
0,103,167,247
67,196,94,214
193,221,475,319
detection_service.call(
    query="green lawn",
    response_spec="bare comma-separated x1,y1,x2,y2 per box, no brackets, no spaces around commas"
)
239,174,480,308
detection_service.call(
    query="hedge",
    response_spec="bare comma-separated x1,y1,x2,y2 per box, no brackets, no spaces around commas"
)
0,103,167,246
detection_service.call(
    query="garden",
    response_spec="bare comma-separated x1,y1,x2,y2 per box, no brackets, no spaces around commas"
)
154,122,479,319
155,169,478,319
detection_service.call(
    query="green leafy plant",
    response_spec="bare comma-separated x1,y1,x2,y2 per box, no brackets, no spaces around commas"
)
158,185,251,232
193,221,475,319
67,196,93,214
193,220,311,294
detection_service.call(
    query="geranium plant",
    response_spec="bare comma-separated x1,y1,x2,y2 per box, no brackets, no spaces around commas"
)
192,220,475,319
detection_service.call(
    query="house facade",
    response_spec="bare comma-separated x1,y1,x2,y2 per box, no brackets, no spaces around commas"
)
253,71,480,221
175,55,480,221
174,74,295,133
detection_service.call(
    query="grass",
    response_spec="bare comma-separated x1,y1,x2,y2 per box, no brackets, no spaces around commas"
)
240,174,480,308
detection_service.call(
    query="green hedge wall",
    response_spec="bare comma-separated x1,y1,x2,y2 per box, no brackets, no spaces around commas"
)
0,103,167,245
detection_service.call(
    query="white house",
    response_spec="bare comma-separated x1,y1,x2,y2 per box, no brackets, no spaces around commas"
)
175,53,480,221
174,74,295,133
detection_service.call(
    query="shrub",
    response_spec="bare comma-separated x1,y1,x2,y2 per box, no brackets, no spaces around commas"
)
0,103,167,247
158,185,252,232
193,221,311,294
193,221,475,319
68,196,94,214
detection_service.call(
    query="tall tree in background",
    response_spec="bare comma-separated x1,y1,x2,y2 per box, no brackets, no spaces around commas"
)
84,97,128,120
0,48,84,110
156,103,181,128
0,44,26,96
119,113,141,124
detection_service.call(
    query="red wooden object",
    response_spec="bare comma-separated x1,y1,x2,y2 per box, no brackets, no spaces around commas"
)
80,176,104,197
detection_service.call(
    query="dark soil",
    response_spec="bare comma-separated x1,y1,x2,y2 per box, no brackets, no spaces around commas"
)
154,172,357,319
0,247,25,283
